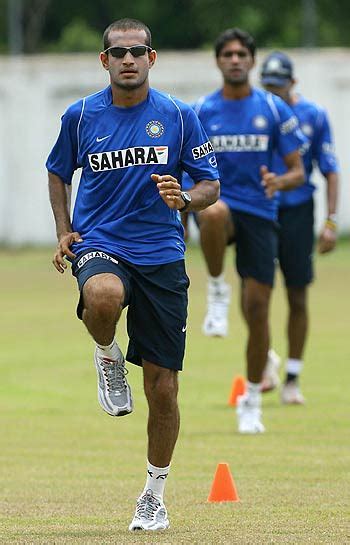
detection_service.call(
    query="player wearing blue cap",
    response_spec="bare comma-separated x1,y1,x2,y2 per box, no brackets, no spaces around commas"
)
183,28,305,434
47,18,219,531
260,51,339,404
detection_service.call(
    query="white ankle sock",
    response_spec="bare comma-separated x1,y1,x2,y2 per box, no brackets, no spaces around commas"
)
96,339,119,360
208,273,225,287
286,358,303,376
247,381,261,404
143,460,170,500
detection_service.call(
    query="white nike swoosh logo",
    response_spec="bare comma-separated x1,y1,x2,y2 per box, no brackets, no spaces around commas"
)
96,135,111,142
182,325,187,332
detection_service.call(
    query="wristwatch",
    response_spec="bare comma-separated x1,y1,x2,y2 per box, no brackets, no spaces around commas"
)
179,191,192,212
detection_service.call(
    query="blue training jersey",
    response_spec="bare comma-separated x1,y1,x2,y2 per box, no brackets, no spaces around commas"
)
183,87,304,221
46,86,218,265
274,96,339,208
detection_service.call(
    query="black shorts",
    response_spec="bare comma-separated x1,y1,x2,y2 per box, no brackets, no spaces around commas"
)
278,199,314,287
230,210,278,286
71,249,189,371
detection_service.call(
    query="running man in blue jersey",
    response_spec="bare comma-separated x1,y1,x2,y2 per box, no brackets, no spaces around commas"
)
47,18,219,531
260,51,339,403
184,28,305,433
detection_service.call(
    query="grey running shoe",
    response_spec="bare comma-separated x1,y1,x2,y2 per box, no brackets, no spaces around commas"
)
94,346,133,416
129,489,169,531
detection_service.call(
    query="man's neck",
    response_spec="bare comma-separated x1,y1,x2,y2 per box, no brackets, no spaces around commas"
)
111,82,149,107
289,93,299,106
222,82,252,100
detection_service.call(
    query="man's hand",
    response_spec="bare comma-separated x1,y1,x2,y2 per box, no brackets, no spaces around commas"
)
261,165,281,199
151,174,184,210
53,231,83,273
318,225,337,254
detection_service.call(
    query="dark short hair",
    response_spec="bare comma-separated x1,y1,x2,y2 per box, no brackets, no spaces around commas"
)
215,28,256,59
103,18,152,50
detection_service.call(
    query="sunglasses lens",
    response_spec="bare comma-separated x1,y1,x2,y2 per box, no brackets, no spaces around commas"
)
109,47,127,58
130,46,148,57
108,46,149,58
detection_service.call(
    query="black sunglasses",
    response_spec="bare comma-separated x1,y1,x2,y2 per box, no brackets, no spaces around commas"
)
103,45,152,58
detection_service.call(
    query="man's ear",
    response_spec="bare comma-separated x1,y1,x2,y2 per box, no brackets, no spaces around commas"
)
100,52,109,71
149,50,157,69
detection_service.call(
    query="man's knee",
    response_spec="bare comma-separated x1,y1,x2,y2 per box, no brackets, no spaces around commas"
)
287,287,307,314
243,280,271,323
83,274,125,314
245,298,269,323
198,199,230,226
143,363,178,411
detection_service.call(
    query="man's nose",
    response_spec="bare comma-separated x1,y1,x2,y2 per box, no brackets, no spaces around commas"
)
122,51,135,63
230,53,240,62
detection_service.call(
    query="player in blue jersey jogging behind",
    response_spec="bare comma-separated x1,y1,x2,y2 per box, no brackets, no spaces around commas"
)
185,28,305,433
260,52,339,403
47,18,219,532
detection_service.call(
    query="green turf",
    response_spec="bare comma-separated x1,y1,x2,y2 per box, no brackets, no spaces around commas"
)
0,242,349,544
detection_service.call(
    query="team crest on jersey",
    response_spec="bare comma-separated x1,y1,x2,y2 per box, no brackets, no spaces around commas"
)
146,120,165,138
88,146,169,171
192,141,214,160
301,123,313,137
253,115,268,129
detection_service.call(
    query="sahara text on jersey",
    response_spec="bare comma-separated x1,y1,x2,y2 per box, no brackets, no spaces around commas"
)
88,146,169,172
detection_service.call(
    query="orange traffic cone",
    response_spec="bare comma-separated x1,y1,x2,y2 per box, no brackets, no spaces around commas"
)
228,375,246,406
207,463,240,502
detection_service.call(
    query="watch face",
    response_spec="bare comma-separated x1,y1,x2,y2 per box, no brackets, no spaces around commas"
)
180,191,191,211
182,192,191,204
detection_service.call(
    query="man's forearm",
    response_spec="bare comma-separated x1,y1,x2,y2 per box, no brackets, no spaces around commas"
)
186,180,220,211
276,164,305,191
325,172,338,216
48,173,72,239
278,150,305,191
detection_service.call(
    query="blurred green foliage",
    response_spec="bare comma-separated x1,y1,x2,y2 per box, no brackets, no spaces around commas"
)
1,0,350,53
50,18,101,52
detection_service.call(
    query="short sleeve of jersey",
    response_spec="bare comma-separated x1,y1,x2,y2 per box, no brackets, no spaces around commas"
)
312,108,339,174
46,100,82,185
273,97,306,158
179,103,219,183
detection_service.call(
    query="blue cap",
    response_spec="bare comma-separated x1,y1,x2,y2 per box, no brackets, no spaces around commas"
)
260,51,293,87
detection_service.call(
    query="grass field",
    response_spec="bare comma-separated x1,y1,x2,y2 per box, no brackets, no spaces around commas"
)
0,242,349,544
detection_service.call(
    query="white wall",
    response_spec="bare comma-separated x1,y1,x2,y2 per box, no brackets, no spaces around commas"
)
0,49,348,244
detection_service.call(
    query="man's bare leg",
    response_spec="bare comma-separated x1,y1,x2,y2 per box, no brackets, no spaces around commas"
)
281,286,307,404
82,273,133,416
237,278,271,433
82,273,124,344
198,200,234,336
129,361,178,531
